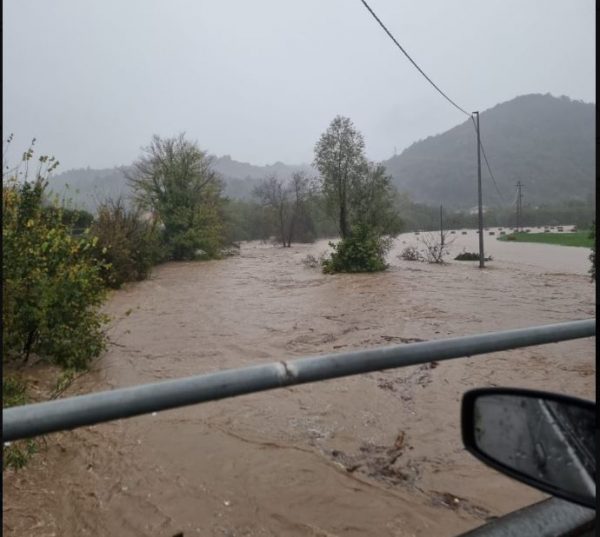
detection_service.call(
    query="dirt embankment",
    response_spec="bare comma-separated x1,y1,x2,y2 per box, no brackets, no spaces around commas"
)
3,231,595,537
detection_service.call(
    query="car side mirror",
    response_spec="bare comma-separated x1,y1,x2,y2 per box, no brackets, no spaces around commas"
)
462,388,596,509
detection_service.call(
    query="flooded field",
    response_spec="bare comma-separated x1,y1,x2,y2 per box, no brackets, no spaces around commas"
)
3,229,595,537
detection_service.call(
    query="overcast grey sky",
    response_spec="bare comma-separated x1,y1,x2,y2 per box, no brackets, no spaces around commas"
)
3,0,595,170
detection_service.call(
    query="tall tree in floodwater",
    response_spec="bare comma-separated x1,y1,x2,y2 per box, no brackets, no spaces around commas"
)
313,116,403,273
313,116,366,239
127,134,227,260
253,171,315,247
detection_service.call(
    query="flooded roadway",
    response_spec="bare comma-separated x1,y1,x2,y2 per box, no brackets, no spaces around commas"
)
3,229,595,536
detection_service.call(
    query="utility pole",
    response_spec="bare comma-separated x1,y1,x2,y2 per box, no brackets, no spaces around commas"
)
515,181,524,232
440,204,444,248
473,111,484,268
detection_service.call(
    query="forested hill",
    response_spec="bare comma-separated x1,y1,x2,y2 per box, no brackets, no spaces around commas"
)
46,156,312,212
47,94,594,213
382,94,595,209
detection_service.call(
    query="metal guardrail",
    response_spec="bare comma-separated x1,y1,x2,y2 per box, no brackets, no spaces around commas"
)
458,497,596,537
2,318,595,442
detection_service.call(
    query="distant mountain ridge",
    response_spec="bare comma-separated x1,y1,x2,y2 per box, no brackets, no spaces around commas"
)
47,93,594,212
382,93,595,209
47,157,313,212
212,155,310,180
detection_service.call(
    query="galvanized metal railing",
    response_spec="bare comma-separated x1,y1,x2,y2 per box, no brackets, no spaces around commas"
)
2,319,595,442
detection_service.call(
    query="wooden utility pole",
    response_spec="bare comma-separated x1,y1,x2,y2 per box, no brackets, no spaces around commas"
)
473,111,484,268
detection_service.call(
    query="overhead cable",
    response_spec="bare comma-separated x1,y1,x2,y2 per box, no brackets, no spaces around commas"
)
359,0,471,117
470,117,506,204
360,0,507,204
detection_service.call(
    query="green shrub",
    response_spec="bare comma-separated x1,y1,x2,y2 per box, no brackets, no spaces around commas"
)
90,198,164,288
44,206,94,233
2,376,27,407
455,251,492,261
455,251,480,261
2,377,38,470
322,224,391,273
3,174,108,370
400,245,423,262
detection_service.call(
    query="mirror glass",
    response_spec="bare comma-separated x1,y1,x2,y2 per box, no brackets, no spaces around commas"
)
472,393,596,505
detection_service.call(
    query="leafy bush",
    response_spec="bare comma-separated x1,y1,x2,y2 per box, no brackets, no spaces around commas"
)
44,206,94,232
400,245,423,262
302,253,326,268
455,251,492,261
2,377,38,470
90,198,163,288
322,224,391,273
3,172,108,370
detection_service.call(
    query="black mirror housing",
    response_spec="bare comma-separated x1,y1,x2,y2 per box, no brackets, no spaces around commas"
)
462,388,596,509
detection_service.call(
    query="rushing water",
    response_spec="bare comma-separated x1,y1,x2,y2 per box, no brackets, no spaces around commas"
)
3,230,595,537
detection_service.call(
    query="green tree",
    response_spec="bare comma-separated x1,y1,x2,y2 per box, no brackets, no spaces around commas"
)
128,134,227,260
314,116,367,239
313,117,402,273
351,163,403,236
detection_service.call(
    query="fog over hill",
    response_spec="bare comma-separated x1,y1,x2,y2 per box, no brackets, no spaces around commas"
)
382,94,595,209
47,94,594,213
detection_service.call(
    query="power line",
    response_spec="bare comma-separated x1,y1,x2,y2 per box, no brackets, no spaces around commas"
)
360,1,514,212
360,0,508,205
480,141,505,203
469,116,506,204
359,0,471,117
480,140,506,204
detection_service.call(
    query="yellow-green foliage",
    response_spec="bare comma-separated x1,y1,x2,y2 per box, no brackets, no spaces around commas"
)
3,175,108,370
90,198,164,288
2,376,38,470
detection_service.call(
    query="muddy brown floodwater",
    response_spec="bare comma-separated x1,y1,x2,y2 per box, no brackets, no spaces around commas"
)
3,229,595,537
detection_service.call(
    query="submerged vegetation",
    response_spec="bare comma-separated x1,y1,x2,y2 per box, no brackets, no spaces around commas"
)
314,116,402,273
128,134,229,261
454,251,493,262
322,224,392,273
90,198,163,288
